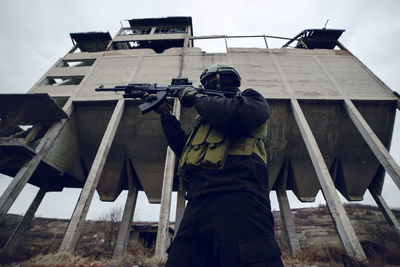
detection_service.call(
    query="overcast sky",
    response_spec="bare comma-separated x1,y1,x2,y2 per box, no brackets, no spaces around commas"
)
0,0,399,221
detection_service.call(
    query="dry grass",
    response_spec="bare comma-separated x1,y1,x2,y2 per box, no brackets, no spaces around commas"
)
1,204,400,266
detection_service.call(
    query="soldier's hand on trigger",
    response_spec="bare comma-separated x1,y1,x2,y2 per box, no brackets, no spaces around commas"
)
141,93,171,115
177,87,199,107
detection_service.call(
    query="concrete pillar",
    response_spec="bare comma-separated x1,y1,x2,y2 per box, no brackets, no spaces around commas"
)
277,192,301,257
155,99,181,257
276,160,301,257
0,157,42,215
369,189,400,238
312,55,400,190
271,51,367,262
291,99,367,262
174,179,186,236
113,159,139,258
343,99,400,190
0,187,46,254
59,99,125,253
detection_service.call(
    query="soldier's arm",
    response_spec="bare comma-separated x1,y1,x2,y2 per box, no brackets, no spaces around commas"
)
160,112,187,158
194,88,269,132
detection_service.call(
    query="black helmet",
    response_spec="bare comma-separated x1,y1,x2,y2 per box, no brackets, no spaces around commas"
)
200,64,241,89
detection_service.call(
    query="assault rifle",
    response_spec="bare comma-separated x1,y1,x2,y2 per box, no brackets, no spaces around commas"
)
95,77,240,114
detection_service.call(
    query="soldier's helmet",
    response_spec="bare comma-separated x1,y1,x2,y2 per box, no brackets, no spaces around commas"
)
200,64,241,90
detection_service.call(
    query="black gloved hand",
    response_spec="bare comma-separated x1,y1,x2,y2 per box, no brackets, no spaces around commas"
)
177,87,199,107
141,93,171,115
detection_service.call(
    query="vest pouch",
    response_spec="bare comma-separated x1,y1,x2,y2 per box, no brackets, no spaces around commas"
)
229,137,267,163
183,124,211,167
229,137,257,156
202,127,230,168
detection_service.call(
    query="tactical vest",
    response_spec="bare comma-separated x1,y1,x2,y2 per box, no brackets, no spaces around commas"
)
178,120,268,176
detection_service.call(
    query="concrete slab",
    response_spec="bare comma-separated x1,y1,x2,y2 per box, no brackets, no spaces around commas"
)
0,94,68,136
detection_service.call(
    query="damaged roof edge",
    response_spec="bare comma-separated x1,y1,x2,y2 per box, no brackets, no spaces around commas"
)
70,31,112,52
128,16,193,35
282,28,345,49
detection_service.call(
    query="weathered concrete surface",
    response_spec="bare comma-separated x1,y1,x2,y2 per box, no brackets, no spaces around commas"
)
23,46,397,203
59,99,125,253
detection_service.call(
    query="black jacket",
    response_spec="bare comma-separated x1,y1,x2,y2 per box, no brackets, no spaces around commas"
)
161,88,270,201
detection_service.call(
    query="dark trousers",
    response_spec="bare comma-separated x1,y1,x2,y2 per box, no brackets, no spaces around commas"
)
166,192,283,267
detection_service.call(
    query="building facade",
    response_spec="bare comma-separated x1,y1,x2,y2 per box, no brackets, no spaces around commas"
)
0,17,399,262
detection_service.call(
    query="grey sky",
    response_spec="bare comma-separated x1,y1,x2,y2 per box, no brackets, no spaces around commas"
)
0,0,399,221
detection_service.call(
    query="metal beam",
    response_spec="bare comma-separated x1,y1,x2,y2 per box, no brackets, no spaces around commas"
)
155,99,181,257
59,99,125,253
291,99,367,262
113,159,139,258
0,187,46,254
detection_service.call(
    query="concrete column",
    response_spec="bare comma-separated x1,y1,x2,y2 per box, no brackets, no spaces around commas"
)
59,99,125,253
276,160,301,257
174,179,186,236
312,55,400,190
155,99,181,257
291,99,367,262
113,159,139,258
0,187,46,254
343,99,400,190
369,189,400,238
277,192,301,257
0,157,42,215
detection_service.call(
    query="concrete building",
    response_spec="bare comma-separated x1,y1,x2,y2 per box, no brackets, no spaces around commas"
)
0,16,399,262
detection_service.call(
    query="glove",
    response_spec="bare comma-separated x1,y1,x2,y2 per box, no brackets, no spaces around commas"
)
141,93,171,115
177,87,199,107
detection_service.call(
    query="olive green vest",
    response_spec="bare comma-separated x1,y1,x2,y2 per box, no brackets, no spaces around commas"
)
178,120,268,176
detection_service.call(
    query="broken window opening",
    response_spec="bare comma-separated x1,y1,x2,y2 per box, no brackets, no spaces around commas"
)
69,45,82,54
122,27,153,36
18,125,33,131
129,41,140,48
51,97,70,108
41,76,84,86
155,26,186,34
58,59,95,67
113,39,184,54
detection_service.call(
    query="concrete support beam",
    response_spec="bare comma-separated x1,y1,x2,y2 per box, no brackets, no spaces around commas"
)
0,187,46,254
291,99,367,262
155,99,181,257
369,189,400,238
174,179,186,236
0,98,74,216
0,119,72,216
276,160,301,257
113,159,139,258
0,156,43,215
59,99,125,253
343,99,400,190
312,55,400,190
277,192,301,257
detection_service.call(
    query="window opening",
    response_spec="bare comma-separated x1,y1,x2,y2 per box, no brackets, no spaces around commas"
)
129,41,140,48
58,59,95,67
155,26,186,34
41,76,84,86
122,27,152,36
51,97,70,108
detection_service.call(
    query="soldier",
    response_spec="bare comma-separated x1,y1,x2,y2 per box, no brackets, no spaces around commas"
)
149,64,283,267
